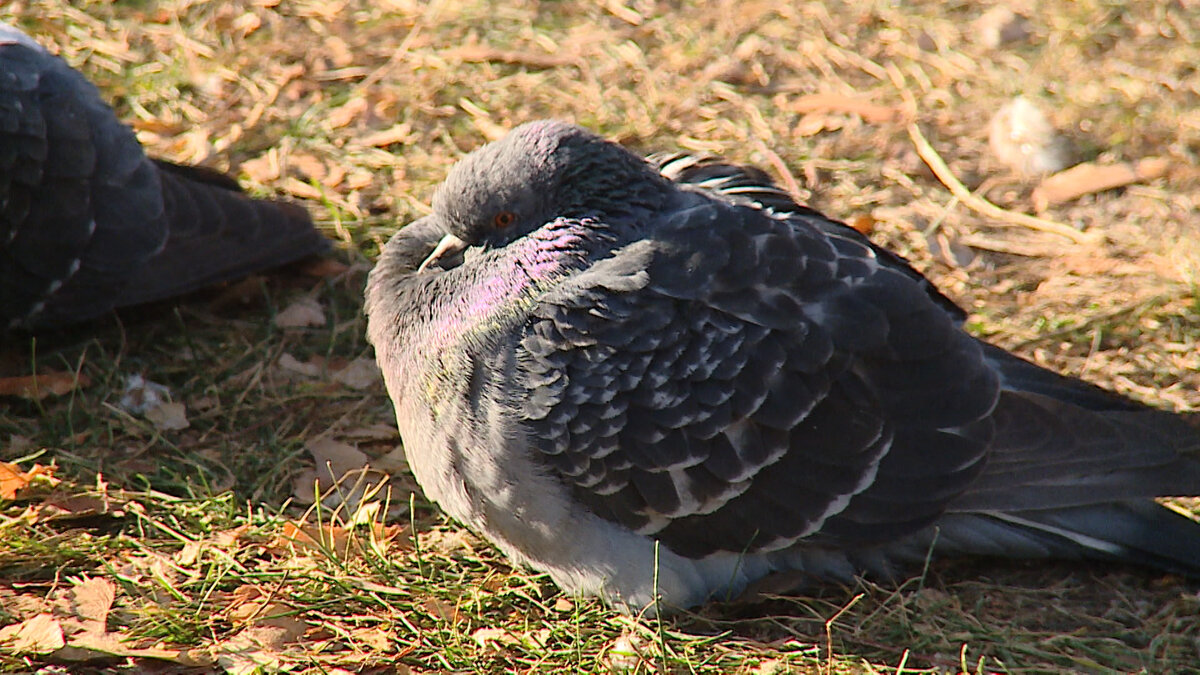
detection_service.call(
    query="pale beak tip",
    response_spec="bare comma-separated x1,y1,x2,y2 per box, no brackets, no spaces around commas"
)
417,233,468,273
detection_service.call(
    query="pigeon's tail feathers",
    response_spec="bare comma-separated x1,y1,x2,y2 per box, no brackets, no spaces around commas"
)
110,161,327,309
929,501,1200,578
948,388,1200,514
982,341,1150,412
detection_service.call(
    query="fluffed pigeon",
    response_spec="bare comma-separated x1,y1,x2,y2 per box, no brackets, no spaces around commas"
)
366,120,1200,613
1,24,327,331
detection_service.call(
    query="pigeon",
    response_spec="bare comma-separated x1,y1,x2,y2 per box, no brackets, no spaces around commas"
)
1,24,327,331
366,120,1200,613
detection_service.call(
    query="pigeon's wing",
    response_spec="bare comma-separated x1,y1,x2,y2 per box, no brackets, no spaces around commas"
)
1,29,167,328
519,198,1000,558
0,27,326,330
650,152,967,322
106,159,326,311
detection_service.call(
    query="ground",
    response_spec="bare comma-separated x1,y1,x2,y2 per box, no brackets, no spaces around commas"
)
1,1,1198,673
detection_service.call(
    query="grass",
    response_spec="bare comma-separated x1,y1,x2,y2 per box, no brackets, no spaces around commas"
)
1,0,1198,672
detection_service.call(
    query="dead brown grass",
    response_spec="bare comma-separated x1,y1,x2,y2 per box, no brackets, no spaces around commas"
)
2,1,1198,673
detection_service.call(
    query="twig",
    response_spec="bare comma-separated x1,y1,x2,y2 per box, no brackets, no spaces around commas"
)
906,122,1095,244
753,138,803,200
887,61,1096,245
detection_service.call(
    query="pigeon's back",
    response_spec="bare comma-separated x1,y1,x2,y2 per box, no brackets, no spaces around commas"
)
0,24,326,330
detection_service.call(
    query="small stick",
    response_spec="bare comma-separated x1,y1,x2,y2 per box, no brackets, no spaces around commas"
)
753,138,804,200
906,122,1095,244
887,61,1095,245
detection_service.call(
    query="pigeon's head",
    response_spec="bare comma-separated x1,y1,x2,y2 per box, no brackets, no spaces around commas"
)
417,120,666,272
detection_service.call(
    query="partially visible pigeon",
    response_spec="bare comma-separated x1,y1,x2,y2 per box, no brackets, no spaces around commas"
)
366,120,1200,613
1,24,327,331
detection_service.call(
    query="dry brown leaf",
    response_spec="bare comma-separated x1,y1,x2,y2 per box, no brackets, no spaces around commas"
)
57,631,211,665
145,401,189,431
356,122,414,148
269,520,406,556
1032,158,1171,210
350,626,393,652
274,297,326,328
471,626,520,649
27,492,117,523
279,176,324,200
0,462,60,500
0,371,91,400
67,577,115,625
423,598,457,622
307,437,369,475
241,150,280,182
849,213,876,235
788,93,897,124
331,357,382,390
288,152,327,181
0,613,65,654
277,352,322,378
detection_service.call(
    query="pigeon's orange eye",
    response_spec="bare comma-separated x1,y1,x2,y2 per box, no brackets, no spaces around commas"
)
493,211,516,229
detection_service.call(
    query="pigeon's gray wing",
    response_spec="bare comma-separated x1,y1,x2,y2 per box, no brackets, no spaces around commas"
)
519,198,1000,558
650,152,967,323
0,26,326,330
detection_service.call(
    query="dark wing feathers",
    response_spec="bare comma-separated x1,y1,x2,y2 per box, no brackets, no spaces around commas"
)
520,197,998,557
650,152,967,323
1,28,326,330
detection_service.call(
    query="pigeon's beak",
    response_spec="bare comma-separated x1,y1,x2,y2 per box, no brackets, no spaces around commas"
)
417,233,468,273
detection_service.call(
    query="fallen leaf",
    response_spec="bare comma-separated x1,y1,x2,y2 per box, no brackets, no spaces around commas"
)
1032,158,1170,210
216,619,305,675
0,462,60,500
67,577,115,626
287,152,327,181
356,123,414,148
338,423,399,441
423,598,457,623
331,358,382,390
848,213,876,235
269,520,406,557
306,437,369,476
57,631,211,665
0,613,65,654
0,371,91,400
788,93,897,124
280,176,324,200
119,374,173,416
145,401,189,431
606,632,649,672
277,352,322,378
350,626,393,652
274,297,326,328
240,150,280,182
471,626,519,649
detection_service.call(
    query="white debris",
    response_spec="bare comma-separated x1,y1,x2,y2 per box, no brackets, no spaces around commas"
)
988,96,1074,176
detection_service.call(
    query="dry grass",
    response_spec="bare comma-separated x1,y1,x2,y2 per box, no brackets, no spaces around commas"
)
1,1,1198,672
